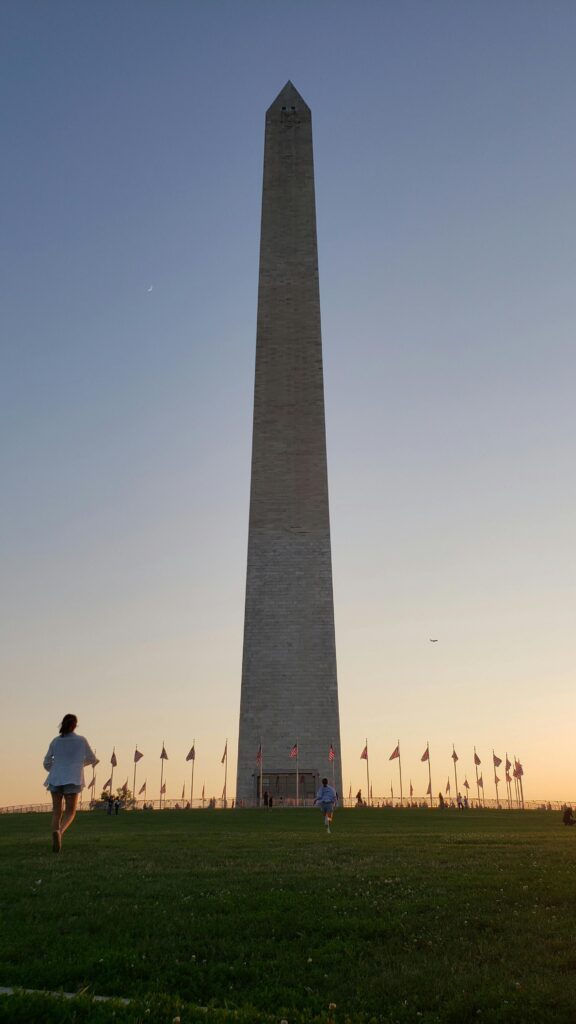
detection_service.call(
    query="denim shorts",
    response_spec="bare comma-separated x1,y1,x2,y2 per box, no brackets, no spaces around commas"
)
48,784,82,795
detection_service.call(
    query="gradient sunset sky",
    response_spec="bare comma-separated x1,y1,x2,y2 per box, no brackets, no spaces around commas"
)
1,1,575,807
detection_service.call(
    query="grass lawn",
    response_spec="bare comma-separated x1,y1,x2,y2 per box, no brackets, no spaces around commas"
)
0,808,574,1023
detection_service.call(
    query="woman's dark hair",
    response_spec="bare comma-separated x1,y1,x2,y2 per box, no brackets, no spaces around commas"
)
59,714,78,736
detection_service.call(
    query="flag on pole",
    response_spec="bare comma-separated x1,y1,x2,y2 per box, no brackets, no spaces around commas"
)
426,781,432,795
360,745,368,760
514,760,524,777
478,774,484,788
103,777,112,789
463,778,470,789
409,781,413,797
328,744,335,762
370,784,373,799
389,745,400,760
138,781,147,795
390,783,393,798
421,746,429,762
256,744,263,766
120,779,128,795
446,777,451,794
182,784,185,799
202,784,205,799
505,756,512,772
161,782,166,794
474,752,481,765
494,774,500,784
452,748,459,762
110,751,117,767
133,748,144,763
289,743,298,758
160,745,168,760
186,746,196,762
493,753,502,767
87,776,95,788
221,742,228,764
348,784,352,799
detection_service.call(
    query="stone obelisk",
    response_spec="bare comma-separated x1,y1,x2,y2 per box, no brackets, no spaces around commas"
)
236,82,342,805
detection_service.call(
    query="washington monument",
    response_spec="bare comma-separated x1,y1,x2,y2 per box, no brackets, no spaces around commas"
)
236,82,342,805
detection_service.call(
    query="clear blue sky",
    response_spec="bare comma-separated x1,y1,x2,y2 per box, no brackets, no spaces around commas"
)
1,1,575,806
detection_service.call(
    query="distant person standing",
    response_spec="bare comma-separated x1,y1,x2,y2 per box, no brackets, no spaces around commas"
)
562,806,575,826
43,714,98,853
314,778,337,833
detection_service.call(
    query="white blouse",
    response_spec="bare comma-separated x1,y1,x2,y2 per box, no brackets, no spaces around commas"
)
43,733,98,789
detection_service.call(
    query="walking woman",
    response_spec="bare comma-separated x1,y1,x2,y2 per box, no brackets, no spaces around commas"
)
43,714,98,852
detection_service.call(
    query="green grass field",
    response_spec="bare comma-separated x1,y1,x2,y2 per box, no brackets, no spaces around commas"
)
0,808,574,1023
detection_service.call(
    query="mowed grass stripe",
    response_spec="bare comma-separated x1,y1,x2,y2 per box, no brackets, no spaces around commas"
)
1,809,574,1023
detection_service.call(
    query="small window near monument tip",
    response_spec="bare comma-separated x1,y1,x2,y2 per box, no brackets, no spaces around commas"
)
281,106,286,110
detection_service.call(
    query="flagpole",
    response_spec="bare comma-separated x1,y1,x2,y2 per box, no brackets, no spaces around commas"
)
474,748,481,807
223,739,228,807
365,739,371,806
190,739,195,806
397,741,403,807
260,740,263,806
110,748,115,797
505,752,512,810
493,749,500,807
453,744,458,800
331,741,335,788
513,755,520,807
515,756,524,809
160,741,165,810
296,738,299,807
427,742,432,807
133,747,138,809
92,750,97,808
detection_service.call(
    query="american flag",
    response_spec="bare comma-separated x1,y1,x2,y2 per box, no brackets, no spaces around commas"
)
328,744,335,762
474,752,481,766
493,753,502,767
110,751,117,767
256,745,263,766
161,782,166,794
421,746,429,762
463,778,470,789
103,777,112,790
478,774,484,788
389,745,400,760
360,745,368,760
221,742,228,764
452,748,459,762
186,746,196,762
133,748,144,763
289,743,298,758
138,781,147,795
446,777,451,794
160,745,168,760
